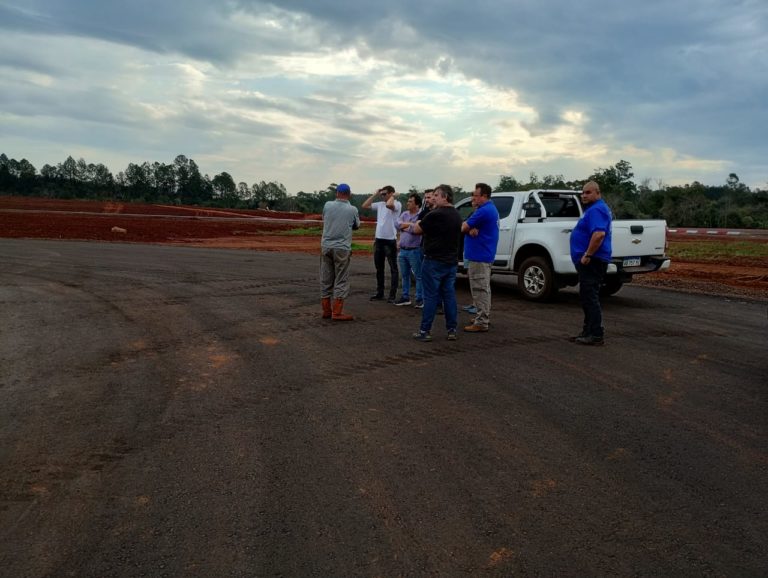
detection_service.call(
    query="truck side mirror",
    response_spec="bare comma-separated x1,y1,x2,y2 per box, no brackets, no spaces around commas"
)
522,201,542,218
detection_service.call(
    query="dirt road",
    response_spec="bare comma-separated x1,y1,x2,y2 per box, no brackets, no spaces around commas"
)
1,239,766,576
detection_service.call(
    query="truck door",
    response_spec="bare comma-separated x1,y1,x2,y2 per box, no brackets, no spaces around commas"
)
455,196,516,269
491,196,516,268
456,200,474,266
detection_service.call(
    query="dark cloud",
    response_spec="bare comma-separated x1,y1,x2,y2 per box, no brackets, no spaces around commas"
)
1,0,765,185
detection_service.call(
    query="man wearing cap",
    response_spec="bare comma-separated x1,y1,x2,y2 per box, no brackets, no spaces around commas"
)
320,183,360,321
569,180,613,344
362,185,402,303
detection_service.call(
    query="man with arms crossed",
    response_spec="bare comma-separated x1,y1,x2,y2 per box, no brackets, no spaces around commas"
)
362,185,402,303
320,183,360,321
569,180,612,345
461,182,500,333
411,184,463,342
395,193,424,307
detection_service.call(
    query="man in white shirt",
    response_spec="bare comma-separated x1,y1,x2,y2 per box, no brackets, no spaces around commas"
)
362,185,402,302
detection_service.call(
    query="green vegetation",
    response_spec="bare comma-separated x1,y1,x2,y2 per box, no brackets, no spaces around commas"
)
493,161,768,229
351,242,373,252
277,226,323,236
1,153,766,228
669,240,768,261
278,226,372,237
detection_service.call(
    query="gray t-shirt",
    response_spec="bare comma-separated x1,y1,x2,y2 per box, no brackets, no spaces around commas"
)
321,199,360,250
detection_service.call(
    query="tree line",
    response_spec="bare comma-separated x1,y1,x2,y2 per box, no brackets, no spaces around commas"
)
1,153,766,228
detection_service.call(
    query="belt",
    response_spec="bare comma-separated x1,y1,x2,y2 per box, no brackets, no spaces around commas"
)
400,246,420,250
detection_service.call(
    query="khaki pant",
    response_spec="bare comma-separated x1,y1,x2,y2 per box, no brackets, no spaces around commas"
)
468,261,492,327
320,248,352,299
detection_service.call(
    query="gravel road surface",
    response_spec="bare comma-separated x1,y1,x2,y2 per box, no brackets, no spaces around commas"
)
1,239,766,577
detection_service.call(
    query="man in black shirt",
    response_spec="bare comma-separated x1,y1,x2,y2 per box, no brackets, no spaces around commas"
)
411,184,462,341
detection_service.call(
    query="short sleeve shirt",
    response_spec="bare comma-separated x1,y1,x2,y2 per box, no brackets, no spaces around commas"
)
371,200,402,240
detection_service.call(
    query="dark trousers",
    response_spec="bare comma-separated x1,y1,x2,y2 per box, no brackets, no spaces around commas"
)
577,259,608,338
373,238,399,298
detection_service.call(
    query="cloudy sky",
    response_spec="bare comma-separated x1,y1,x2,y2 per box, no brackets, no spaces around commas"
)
1,0,766,194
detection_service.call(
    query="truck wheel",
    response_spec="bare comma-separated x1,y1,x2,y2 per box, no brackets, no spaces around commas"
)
518,256,555,301
600,277,624,297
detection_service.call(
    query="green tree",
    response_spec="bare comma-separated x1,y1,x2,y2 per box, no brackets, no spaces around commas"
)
91,164,114,192
152,162,176,201
589,160,636,196
237,182,251,203
495,175,522,192
124,162,152,201
0,153,15,191
58,156,79,182
251,180,288,209
211,172,237,205
16,159,37,193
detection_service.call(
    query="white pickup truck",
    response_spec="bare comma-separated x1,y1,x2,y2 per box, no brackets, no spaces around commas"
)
455,189,671,300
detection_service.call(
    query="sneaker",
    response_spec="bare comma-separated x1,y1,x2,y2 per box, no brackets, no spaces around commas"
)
414,300,424,309
412,331,433,342
574,335,604,346
370,293,385,301
394,296,412,306
387,297,397,304
447,330,457,341
463,324,489,333
462,304,478,314
569,331,588,342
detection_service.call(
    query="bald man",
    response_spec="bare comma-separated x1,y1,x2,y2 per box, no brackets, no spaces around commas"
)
569,181,612,345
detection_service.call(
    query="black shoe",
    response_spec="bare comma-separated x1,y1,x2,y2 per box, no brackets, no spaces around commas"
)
394,296,412,306
387,297,397,304
370,293,384,301
574,335,604,346
569,332,587,342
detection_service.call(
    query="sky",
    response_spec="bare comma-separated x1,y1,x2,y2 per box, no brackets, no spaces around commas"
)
1,0,766,194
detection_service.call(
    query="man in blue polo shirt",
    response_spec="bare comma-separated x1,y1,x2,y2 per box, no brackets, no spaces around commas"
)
569,180,613,345
461,183,500,333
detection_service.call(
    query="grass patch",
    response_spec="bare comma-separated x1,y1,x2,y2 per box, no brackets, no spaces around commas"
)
669,239,768,261
277,226,323,236
275,224,373,251
277,225,373,238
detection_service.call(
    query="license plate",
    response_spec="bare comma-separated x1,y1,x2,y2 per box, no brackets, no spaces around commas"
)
623,257,641,267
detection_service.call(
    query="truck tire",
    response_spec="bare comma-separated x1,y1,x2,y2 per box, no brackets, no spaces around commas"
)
518,256,555,301
600,277,624,297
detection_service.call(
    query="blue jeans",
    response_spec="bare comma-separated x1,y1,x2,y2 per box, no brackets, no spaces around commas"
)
577,259,608,338
420,258,458,333
398,247,423,301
